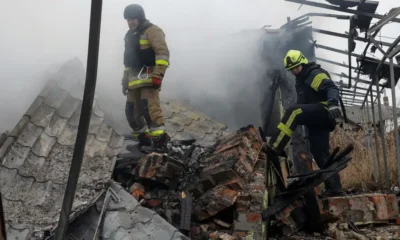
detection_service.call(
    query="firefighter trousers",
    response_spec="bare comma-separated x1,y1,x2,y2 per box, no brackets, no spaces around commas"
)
269,102,342,192
125,87,166,136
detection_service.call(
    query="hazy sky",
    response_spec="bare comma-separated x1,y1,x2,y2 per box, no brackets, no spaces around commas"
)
0,0,399,131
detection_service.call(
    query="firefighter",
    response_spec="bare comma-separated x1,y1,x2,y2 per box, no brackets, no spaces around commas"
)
266,49,344,197
121,4,170,151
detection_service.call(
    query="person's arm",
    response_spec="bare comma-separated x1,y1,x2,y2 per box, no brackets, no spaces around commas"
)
305,71,339,106
147,26,170,80
305,71,342,118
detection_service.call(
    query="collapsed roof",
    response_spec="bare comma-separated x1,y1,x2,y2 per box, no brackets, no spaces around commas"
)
1,58,231,239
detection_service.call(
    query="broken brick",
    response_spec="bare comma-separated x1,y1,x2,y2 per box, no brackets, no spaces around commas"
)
194,185,238,221
146,199,160,208
129,182,145,200
322,193,399,224
199,126,263,187
132,153,184,181
191,226,201,236
246,213,262,223
214,219,231,228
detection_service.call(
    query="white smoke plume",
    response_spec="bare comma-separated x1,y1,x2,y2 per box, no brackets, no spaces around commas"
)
0,0,398,132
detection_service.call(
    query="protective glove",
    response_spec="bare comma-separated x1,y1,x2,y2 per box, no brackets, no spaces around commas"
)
328,105,342,119
122,68,129,96
122,85,128,96
152,77,162,88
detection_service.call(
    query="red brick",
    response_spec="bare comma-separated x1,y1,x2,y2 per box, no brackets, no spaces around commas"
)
322,193,399,223
191,226,201,236
200,126,263,185
246,213,262,223
193,185,238,221
235,200,250,211
132,153,184,180
396,218,400,225
146,199,160,208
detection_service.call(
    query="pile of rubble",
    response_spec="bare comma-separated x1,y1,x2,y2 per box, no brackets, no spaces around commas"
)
114,123,400,240
114,125,267,239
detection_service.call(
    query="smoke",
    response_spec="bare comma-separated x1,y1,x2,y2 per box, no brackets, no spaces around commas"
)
5,1,398,132
0,0,305,133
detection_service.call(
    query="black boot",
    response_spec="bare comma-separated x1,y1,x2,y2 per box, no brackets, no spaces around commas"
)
138,132,152,147
320,189,344,198
321,174,344,198
141,133,170,153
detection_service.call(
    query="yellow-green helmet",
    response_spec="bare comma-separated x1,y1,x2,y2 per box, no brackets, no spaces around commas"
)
284,50,309,70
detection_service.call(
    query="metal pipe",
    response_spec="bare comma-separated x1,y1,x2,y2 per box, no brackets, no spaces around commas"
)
54,0,103,238
316,57,358,70
316,43,398,68
365,101,378,184
369,90,383,190
312,28,391,47
389,57,400,186
375,75,390,190
281,12,351,29
285,0,400,23
341,97,364,103
367,7,400,37
330,72,384,87
348,17,354,89
0,192,6,240
361,35,400,108
355,30,381,107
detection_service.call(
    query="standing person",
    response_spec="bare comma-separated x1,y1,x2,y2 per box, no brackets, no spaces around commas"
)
121,4,170,151
266,49,344,197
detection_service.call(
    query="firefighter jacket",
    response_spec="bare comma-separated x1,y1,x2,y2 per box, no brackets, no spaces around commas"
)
295,62,339,107
124,20,170,89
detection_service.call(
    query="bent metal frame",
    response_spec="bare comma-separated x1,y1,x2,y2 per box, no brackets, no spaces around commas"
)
283,0,400,191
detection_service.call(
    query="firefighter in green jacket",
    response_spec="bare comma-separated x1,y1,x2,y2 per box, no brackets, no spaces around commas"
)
121,4,170,151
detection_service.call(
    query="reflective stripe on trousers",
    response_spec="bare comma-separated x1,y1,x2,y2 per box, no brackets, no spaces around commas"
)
273,109,303,149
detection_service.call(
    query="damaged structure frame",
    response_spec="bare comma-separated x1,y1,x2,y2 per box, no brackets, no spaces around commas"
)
1,0,399,239
284,0,400,191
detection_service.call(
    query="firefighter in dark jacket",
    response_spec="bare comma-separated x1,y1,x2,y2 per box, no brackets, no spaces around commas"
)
267,49,344,197
122,4,170,151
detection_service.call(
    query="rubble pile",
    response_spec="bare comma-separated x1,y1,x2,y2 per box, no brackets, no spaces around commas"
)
113,124,400,240
114,125,266,240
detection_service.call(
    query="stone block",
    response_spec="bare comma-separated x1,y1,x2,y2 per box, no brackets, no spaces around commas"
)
322,193,399,224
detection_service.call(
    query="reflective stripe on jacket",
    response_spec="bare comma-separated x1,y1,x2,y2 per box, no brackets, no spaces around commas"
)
126,23,170,89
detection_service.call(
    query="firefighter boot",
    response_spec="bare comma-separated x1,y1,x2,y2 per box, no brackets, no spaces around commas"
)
126,132,152,152
141,133,170,153
321,174,344,198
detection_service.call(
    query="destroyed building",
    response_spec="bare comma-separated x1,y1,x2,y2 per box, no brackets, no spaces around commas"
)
2,0,400,240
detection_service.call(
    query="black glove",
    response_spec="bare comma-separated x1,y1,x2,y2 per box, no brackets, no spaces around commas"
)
122,68,129,96
328,105,342,119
